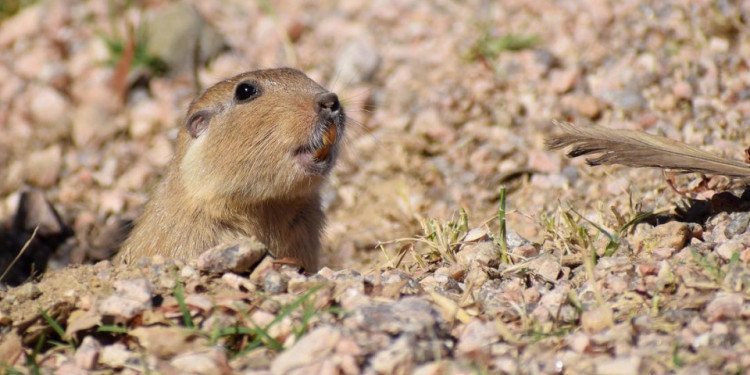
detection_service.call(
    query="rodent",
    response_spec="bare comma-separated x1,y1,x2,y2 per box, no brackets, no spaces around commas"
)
116,68,345,271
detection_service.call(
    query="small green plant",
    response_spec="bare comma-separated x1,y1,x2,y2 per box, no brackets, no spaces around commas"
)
566,207,654,260
98,1,166,76
212,285,333,356
541,206,591,260
99,23,167,75
468,26,540,61
418,209,470,264
0,0,35,20
377,209,470,269
689,247,740,285
380,196,525,269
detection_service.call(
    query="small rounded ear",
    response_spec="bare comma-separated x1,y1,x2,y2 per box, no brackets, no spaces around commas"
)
186,110,213,138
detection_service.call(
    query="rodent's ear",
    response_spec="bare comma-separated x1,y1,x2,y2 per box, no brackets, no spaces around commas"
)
185,110,213,138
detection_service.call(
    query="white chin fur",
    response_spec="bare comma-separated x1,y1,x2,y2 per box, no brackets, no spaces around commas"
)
180,134,221,202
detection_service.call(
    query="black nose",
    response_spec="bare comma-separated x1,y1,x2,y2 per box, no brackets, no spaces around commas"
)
315,92,340,114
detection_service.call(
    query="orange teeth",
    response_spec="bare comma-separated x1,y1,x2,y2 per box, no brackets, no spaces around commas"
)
324,124,337,145
314,125,337,160
314,145,330,160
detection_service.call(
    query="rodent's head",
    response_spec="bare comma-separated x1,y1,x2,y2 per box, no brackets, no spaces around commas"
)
178,68,345,203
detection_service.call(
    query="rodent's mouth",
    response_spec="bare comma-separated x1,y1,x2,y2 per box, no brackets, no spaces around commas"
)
294,119,343,175
313,124,337,161
293,90,345,175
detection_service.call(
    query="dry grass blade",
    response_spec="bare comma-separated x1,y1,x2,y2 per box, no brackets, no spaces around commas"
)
0,225,39,283
546,121,750,179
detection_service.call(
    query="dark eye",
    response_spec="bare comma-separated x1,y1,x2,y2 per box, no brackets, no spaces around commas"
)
235,81,260,102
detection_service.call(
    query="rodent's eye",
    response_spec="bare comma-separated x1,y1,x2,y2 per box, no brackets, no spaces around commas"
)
235,81,261,102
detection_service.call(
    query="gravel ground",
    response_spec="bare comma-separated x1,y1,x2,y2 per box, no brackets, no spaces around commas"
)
2,0,750,373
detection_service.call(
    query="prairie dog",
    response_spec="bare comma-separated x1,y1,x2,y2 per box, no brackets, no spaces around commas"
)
117,68,345,271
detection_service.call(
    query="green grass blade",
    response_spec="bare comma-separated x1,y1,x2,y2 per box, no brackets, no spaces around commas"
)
96,325,129,334
173,273,195,329
496,186,510,264
39,310,67,339
616,211,654,236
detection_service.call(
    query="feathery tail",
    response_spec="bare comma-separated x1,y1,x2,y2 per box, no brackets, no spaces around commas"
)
545,121,750,179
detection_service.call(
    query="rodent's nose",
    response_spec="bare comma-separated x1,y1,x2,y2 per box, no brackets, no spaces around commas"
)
315,92,341,114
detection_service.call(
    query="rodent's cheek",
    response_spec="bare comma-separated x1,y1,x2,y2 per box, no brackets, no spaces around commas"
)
180,135,225,201
181,135,206,176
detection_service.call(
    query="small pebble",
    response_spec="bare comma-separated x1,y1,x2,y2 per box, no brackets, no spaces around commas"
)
195,240,267,274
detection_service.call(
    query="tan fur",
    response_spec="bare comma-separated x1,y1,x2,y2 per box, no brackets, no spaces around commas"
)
116,68,345,271
546,121,750,179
